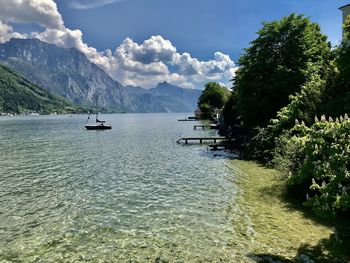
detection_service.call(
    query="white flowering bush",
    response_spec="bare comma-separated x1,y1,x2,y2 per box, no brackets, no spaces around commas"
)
285,115,350,218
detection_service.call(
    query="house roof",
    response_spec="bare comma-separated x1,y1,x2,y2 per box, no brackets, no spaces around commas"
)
339,4,350,10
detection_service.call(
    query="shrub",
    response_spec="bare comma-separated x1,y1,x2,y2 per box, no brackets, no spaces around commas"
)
276,115,350,219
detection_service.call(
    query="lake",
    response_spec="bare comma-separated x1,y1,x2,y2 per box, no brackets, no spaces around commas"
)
0,114,332,262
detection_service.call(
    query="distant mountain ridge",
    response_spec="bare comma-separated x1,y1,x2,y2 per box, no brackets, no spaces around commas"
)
0,38,201,113
127,82,201,112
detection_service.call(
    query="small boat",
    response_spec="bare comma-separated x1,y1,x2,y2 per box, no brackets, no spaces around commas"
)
85,123,112,130
85,98,112,130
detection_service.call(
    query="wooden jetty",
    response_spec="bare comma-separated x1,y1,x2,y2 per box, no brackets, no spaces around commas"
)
176,136,226,144
178,119,198,121
178,116,199,121
193,124,218,130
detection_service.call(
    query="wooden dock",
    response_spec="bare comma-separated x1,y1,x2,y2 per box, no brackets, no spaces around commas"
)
178,116,199,121
176,136,226,144
193,124,218,130
178,119,198,121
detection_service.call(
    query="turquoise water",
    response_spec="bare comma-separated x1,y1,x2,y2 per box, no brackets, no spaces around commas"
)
0,114,245,262
0,114,334,262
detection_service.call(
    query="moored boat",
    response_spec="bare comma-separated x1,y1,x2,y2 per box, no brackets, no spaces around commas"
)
85,97,112,130
85,123,112,130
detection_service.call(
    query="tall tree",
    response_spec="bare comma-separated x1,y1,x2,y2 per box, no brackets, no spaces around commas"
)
198,82,230,118
325,16,350,115
311,16,350,117
338,16,350,83
234,14,332,129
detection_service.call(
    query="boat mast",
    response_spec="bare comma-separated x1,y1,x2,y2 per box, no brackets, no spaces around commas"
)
95,94,98,123
86,112,91,123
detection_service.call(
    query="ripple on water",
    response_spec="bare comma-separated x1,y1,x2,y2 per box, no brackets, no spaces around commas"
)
0,114,251,262
0,114,334,262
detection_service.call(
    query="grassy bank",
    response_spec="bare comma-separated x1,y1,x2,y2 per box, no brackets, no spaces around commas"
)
231,160,350,263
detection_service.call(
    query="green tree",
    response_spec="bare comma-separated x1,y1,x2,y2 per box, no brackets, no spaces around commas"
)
198,82,230,118
338,16,350,83
250,72,329,162
223,90,239,127
222,78,240,127
321,16,350,115
234,14,331,129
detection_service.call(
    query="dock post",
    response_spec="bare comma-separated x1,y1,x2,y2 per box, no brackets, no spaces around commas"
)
200,139,202,144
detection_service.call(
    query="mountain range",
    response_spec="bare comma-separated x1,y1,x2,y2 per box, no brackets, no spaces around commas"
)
0,38,201,113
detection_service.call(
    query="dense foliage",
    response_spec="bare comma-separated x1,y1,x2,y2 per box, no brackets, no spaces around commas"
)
249,17,350,163
223,89,239,127
323,16,350,116
249,72,328,162
0,64,81,114
223,14,350,219
274,116,350,219
234,14,331,129
198,82,230,118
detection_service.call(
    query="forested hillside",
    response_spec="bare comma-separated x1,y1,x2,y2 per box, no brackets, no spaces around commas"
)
0,64,81,114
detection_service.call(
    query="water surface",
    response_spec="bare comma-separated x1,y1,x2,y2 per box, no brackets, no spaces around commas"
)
0,114,333,262
0,114,242,262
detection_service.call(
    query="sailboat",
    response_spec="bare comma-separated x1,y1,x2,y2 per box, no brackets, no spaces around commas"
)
85,97,112,130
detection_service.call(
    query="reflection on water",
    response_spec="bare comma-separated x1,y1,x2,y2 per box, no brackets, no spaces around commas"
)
0,114,333,262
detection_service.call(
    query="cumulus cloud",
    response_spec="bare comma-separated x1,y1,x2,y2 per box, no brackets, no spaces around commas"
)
98,35,236,88
0,0,64,29
69,0,122,10
0,20,27,43
0,0,237,89
123,36,177,64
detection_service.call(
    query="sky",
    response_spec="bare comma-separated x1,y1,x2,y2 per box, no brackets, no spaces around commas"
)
0,0,348,89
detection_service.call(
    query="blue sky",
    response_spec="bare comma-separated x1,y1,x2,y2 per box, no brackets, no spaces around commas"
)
0,0,348,89
57,0,348,61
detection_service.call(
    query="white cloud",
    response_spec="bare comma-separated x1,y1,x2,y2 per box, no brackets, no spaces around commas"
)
0,0,64,29
69,0,122,10
100,35,236,88
125,36,177,64
0,0,237,89
0,20,27,43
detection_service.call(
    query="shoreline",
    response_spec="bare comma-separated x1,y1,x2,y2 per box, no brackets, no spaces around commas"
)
231,160,349,262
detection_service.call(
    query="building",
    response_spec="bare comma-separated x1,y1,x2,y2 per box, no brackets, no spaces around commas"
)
340,4,350,37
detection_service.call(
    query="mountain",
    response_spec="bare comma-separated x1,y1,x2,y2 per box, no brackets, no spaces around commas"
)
0,38,132,111
127,82,201,112
0,38,201,113
0,64,81,114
